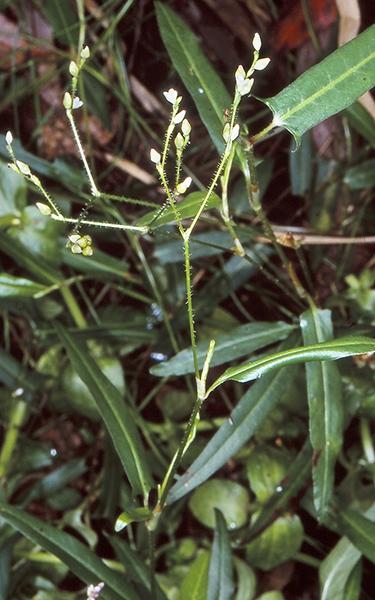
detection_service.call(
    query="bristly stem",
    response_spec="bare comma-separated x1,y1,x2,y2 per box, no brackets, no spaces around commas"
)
66,109,100,198
184,237,199,378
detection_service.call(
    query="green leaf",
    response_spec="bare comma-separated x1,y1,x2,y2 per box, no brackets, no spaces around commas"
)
0,501,139,600
137,191,221,228
344,159,375,190
0,273,46,299
155,2,231,153
289,132,312,196
233,557,256,600
41,0,79,46
261,25,375,143
207,336,375,394
301,309,343,522
336,507,375,564
344,561,362,600
189,479,249,530
245,513,303,570
208,510,234,600
246,445,289,505
0,159,26,216
151,321,294,376
320,536,362,600
55,323,153,498
345,102,375,146
114,507,152,533
0,233,60,284
180,551,210,600
62,247,130,280
167,335,300,504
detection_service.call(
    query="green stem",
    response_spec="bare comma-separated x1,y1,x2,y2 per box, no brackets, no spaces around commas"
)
60,285,87,329
184,237,199,378
66,109,100,198
0,398,28,479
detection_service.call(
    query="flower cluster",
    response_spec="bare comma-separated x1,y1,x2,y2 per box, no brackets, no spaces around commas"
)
66,233,93,256
86,582,104,599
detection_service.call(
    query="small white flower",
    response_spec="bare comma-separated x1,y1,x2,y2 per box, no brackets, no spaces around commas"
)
237,77,254,96
36,202,51,215
174,132,184,150
81,45,90,60
235,65,246,86
163,88,178,104
5,131,13,145
16,160,31,176
82,245,93,256
71,244,83,254
63,91,72,109
174,109,186,124
252,32,261,52
30,174,41,186
150,148,161,164
254,57,270,71
72,96,83,109
230,123,240,141
69,61,79,77
181,118,191,137
176,176,192,194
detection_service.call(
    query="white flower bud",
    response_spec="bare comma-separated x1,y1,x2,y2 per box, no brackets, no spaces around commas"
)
181,119,191,137
69,61,79,77
150,148,161,164
237,77,254,96
82,245,93,256
252,32,261,52
36,202,51,215
72,96,83,109
81,45,90,60
254,57,270,71
5,131,13,145
174,132,184,150
63,91,72,109
69,234,81,244
174,109,186,124
163,88,178,104
71,243,83,254
235,65,246,86
30,174,41,186
230,123,240,141
16,160,31,176
176,176,192,194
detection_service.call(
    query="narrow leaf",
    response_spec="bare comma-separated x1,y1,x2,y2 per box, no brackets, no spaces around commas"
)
55,323,153,498
0,273,46,298
167,335,300,504
155,2,231,153
151,321,294,376
301,309,343,521
0,502,138,600
207,336,375,395
180,551,210,600
137,191,220,228
344,159,375,190
233,557,256,600
208,510,234,600
336,507,375,563
262,25,375,142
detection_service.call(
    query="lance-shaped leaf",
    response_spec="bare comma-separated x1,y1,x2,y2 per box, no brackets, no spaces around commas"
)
301,309,343,522
0,501,138,600
336,507,375,564
168,335,300,504
208,510,234,600
151,321,294,377
180,551,210,600
155,2,231,153
206,336,375,395
260,25,375,143
55,323,153,498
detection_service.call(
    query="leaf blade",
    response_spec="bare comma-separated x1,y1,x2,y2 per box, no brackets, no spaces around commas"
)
208,510,234,600
55,323,153,498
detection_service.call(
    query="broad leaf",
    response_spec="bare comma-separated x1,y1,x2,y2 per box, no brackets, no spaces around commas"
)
261,25,375,143
0,502,138,600
207,336,375,394
245,513,303,570
155,2,231,153
137,191,220,228
151,321,294,376
180,551,210,600
189,480,249,530
208,510,234,600
301,309,343,522
167,335,300,504
55,323,153,498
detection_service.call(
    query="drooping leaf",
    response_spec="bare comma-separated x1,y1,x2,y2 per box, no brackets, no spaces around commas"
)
301,309,343,522
0,501,138,600
137,191,221,228
207,509,234,600
179,551,210,600
114,507,152,533
207,336,375,394
167,335,300,504
260,25,375,143
151,321,294,376
155,2,231,153
55,323,153,498
189,479,249,530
